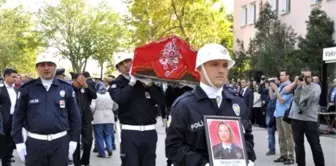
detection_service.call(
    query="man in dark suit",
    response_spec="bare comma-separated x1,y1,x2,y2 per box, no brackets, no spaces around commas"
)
240,78,254,123
83,71,96,92
213,143,245,160
0,68,19,166
72,73,97,166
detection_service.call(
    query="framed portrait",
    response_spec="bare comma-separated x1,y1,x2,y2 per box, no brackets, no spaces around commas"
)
204,116,248,166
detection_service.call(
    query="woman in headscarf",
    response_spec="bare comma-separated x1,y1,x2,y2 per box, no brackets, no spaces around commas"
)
91,82,119,158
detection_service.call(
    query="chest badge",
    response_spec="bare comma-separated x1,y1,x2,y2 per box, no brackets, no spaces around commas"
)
236,152,242,159
145,92,151,99
60,90,65,97
80,88,85,93
232,103,240,116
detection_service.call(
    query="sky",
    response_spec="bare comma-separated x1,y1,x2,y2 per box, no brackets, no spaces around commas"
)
3,0,234,76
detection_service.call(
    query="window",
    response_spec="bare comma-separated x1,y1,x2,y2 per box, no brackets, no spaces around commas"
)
312,0,322,4
268,0,278,11
241,6,247,26
248,3,256,24
281,0,291,14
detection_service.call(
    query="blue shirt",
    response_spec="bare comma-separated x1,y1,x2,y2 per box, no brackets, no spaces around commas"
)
331,88,336,102
275,81,293,117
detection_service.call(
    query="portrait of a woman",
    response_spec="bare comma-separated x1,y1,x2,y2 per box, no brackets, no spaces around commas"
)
212,122,244,160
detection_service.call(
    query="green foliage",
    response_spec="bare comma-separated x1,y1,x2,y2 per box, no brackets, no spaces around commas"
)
126,0,233,49
229,39,250,79
0,6,43,73
38,0,125,73
297,7,335,75
247,1,297,76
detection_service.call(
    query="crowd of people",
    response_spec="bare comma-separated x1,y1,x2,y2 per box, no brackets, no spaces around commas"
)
0,43,334,166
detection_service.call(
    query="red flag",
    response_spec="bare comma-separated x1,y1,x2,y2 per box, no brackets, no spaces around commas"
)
131,35,200,82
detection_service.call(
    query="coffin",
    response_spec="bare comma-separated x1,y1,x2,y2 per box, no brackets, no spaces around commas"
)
131,35,200,85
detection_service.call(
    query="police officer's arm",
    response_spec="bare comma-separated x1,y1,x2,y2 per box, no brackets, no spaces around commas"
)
166,102,208,166
240,102,257,162
67,87,81,142
11,87,28,144
109,81,133,104
147,84,165,106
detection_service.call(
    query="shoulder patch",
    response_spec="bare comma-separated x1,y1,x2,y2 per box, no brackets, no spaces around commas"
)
172,91,193,108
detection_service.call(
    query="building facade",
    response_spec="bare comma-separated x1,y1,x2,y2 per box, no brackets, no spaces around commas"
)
233,0,336,51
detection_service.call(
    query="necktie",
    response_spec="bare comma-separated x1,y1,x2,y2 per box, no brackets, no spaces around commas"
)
44,85,49,91
216,96,222,107
226,148,230,153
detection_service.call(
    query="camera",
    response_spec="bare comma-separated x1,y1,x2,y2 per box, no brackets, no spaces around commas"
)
298,74,304,81
265,78,275,84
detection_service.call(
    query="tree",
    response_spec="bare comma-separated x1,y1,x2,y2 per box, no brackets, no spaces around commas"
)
125,0,233,49
83,2,124,79
229,39,250,79
38,0,124,73
298,7,335,75
0,5,43,73
247,2,297,76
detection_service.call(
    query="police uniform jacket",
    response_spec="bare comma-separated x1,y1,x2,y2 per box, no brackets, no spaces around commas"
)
165,85,256,166
11,78,81,144
109,74,165,125
212,143,244,160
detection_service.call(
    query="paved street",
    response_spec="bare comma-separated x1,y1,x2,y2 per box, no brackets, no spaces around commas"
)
11,120,336,166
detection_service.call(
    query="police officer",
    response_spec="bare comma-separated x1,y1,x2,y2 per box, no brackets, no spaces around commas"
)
56,68,66,80
165,43,256,166
11,52,81,166
109,52,165,166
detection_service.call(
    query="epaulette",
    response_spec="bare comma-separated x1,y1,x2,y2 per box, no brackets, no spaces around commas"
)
172,91,193,108
21,79,37,88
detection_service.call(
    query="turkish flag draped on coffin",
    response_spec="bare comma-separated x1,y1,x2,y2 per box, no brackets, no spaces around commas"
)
131,35,200,83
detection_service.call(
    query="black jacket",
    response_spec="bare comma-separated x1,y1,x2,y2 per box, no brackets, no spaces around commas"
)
109,75,165,125
73,86,97,125
241,87,254,115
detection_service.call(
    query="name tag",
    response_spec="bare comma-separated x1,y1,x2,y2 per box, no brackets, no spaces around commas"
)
29,99,39,104
59,100,65,108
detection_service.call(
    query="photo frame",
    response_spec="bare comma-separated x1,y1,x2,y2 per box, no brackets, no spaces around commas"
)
204,116,248,166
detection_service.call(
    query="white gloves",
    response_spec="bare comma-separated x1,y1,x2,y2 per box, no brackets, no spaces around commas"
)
248,160,255,166
68,141,77,160
138,78,152,85
16,143,27,162
205,163,210,166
